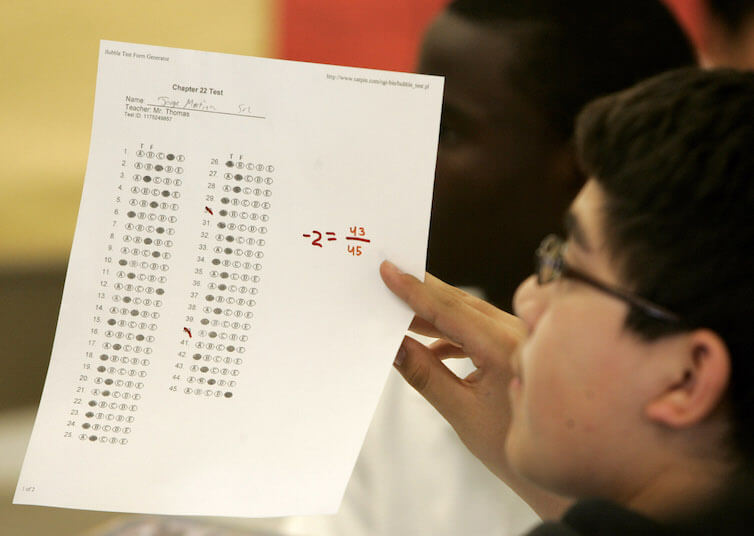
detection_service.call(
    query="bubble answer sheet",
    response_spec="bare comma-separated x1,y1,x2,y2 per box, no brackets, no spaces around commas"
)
14,41,443,517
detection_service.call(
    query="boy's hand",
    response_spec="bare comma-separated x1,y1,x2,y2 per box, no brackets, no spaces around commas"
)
380,260,571,519
380,260,525,480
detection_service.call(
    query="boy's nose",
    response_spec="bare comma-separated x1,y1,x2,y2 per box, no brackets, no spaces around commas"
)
513,275,547,333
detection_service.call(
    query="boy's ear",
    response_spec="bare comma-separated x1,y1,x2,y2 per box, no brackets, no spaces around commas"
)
645,329,730,428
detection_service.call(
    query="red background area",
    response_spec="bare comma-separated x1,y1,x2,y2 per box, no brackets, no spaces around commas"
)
663,0,706,51
279,0,449,71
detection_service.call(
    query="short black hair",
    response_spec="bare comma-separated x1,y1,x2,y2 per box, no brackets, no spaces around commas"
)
575,68,754,457
448,0,695,139
706,0,754,35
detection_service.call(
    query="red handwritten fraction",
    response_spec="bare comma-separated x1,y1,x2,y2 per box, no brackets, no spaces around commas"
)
302,227,371,256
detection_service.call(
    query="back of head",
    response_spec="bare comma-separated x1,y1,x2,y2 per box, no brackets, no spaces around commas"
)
575,67,754,458
448,0,696,138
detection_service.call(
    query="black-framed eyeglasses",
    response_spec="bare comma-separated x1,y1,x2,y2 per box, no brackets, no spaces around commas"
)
535,234,682,324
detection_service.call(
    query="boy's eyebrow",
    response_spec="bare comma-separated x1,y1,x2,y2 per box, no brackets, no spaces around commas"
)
564,210,592,252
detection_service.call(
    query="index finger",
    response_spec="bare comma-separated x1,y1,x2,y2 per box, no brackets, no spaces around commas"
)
380,261,520,358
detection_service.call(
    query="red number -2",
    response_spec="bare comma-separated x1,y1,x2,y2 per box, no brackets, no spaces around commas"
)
311,231,322,247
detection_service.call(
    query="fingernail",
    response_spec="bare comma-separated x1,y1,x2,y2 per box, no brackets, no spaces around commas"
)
394,345,406,367
383,260,404,275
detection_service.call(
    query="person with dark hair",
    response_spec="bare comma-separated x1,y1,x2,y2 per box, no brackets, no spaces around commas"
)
277,3,695,536
700,0,754,68
425,0,694,309
381,67,754,534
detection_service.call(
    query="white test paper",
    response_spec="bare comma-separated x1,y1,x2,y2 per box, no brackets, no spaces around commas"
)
14,40,442,517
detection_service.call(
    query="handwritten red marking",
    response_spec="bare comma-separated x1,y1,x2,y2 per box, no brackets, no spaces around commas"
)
205,206,213,215
345,237,371,243
312,230,323,247
302,234,311,238
183,327,192,338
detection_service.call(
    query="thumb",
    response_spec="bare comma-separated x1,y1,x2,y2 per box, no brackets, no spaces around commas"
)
393,336,472,423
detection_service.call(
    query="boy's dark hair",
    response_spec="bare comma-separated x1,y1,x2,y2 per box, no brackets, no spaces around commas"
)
575,67,754,456
706,0,754,34
448,0,695,138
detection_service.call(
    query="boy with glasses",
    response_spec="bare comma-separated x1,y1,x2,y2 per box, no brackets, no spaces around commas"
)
381,67,754,534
